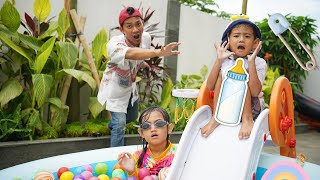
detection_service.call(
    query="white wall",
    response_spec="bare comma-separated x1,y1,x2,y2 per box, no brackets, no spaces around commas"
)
302,44,320,102
177,5,229,80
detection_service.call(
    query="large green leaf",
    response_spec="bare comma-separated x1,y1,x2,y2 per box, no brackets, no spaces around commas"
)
57,69,96,90
39,21,58,40
160,78,173,108
33,0,51,22
57,8,70,40
0,78,23,108
0,0,20,32
33,36,56,73
0,31,32,61
89,97,105,119
18,33,42,51
48,97,69,132
32,74,53,107
58,42,78,69
92,28,107,68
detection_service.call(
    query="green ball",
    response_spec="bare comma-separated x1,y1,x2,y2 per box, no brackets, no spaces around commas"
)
95,163,108,175
112,169,124,178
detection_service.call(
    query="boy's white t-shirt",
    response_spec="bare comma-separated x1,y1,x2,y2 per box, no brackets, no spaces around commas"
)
97,32,151,113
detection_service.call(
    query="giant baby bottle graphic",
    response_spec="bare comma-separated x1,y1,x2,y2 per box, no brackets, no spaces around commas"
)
215,58,249,126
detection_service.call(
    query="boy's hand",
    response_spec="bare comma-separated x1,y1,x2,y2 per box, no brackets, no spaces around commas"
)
215,41,235,63
118,152,135,173
247,41,262,62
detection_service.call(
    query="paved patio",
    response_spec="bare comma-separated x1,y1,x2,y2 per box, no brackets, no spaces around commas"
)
263,130,320,165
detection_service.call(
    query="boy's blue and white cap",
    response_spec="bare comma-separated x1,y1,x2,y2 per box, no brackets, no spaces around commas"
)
221,19,262,42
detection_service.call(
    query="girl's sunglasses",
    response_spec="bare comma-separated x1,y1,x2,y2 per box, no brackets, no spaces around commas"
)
139,120,168,130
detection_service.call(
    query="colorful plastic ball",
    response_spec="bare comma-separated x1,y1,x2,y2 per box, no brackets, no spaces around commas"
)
98,174,110,180
83,164,93,172
34,170,54,180
60,171,74,180
88,177,100,180
110,177,121,180
115,173,126,180
138,168,150,180
95,163,108,175
113,163,125,171
58,167,70,178
112,169,124,177
74,166,86,175
81,171,93,180
143,175,155,180
127,177,137,180
73,174,85,180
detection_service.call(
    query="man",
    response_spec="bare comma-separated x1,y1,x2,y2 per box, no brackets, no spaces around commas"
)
97,6,180,147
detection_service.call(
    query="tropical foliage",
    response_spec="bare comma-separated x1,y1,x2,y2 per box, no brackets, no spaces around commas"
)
0,0,107,141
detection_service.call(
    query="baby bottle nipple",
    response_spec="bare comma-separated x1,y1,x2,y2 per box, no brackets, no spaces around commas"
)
231,59,245,74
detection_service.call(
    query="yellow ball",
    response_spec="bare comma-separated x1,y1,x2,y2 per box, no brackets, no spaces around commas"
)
60,171,74,180
98,174,110,180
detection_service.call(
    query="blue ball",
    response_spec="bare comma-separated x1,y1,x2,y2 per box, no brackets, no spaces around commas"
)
74,166,86,175
116,173,127,180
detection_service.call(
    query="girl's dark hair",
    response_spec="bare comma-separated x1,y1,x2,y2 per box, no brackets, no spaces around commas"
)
136,106,170,167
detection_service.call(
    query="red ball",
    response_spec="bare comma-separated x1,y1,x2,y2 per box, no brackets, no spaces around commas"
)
138,168,150,180
57,167,70,178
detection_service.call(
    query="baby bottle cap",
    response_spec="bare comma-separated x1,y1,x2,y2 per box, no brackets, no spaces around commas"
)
227,58,247,81
231,58,245,74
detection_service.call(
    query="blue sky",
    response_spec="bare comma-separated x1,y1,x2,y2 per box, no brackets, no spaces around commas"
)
214,0,320,34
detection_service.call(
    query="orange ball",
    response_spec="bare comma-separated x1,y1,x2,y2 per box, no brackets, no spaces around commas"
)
113,163,125,171
111,177,121,180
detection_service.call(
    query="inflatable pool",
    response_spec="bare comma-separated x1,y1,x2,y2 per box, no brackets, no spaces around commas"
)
0,142,319,180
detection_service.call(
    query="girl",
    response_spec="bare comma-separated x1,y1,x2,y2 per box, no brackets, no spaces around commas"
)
117,106,176,178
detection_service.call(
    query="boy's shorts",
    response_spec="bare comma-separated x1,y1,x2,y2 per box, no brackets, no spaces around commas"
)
252,97,262,120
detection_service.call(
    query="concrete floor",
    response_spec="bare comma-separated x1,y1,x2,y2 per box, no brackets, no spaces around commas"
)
263,130,320,165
